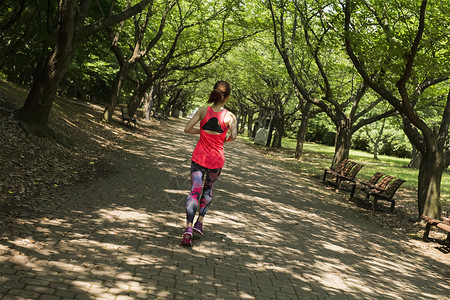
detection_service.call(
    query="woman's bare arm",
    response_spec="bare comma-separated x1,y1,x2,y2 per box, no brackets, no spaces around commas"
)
184,108,205,134
225,112,238,142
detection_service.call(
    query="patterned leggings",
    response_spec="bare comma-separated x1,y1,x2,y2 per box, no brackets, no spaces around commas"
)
185,161,222,224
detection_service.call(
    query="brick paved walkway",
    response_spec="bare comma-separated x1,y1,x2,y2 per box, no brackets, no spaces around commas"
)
1,118,449,299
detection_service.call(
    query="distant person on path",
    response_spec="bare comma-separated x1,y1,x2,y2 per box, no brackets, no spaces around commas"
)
181,80,237,247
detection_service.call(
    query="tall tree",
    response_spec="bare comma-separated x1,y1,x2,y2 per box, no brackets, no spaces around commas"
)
13,0,153,136
117,0,258,121
102,0,177,122
268,0,396,167
344,0,450,218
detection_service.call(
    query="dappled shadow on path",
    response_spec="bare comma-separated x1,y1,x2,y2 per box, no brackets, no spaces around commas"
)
0,118,449,299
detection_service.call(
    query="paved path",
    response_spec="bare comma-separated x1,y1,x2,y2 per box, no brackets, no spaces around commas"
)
1,118,449,300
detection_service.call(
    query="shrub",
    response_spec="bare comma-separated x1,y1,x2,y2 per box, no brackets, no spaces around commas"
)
351,134,370,151
379,134,412,158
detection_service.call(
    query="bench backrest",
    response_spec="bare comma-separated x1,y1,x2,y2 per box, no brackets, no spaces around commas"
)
369,172,385,185
333,159,349,171
346,163,364,180
379,178,406,197
342,161,357,175
376,175,395,190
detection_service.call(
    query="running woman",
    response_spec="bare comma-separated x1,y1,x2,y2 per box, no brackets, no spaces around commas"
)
181,81,237,247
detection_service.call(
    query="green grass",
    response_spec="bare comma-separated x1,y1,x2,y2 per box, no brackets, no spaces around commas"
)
239,135,450,211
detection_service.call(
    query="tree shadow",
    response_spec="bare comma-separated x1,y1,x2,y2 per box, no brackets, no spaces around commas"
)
1,118,449,299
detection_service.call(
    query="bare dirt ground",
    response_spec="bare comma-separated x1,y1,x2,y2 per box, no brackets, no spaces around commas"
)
0,80,135,209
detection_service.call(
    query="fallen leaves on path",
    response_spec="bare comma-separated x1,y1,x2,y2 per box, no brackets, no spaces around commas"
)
0,80,139,214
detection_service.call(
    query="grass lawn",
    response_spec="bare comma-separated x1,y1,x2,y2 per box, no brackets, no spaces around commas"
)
239,135,450,214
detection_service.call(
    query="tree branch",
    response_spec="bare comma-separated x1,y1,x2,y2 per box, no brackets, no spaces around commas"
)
75,0,153,42
396,0,427,93
268,0,331,119
344,0,403,112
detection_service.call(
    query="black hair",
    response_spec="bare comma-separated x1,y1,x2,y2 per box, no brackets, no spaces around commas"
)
207,81,231,104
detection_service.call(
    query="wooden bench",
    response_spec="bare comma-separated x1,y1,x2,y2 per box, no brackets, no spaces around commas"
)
368,178,406,212
322,159,364,191
335,163,364,191
322,159,349,184
349,172,392,200
422,215,450,242
121,107,137,127
349,173,405,212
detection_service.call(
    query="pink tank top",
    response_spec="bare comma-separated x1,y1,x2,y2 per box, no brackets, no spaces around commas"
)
191,106,229,169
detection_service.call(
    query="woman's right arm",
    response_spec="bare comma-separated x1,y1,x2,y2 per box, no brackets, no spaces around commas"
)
224,112,238,142
184,108,204,134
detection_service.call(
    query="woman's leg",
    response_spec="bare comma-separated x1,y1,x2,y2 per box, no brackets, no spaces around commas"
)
185,161,206,226
198,167,222,219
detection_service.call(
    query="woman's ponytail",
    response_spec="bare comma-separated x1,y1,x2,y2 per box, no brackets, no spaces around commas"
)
208,89,224,104
207,81,231,104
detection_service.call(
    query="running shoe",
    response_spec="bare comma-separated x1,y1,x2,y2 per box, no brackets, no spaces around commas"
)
193,220,203,235
181,226,193,247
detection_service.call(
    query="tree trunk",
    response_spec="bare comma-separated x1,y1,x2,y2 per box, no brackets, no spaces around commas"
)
295,102,311,159
143,85,154,120
127,85,147,117
128,94,143,118
247,111,254,138
14,0,77,136
372,118,385,160
373,140,379,160
266,115,274,147
238,112,246,133
271,133,282,148
128,74,161,118
408,145,422,168
446,150,450,169
154,82,163,114
418,149,444,219
271,114,283,148
332,122,351,167
103,66,130,122
295,104,311,159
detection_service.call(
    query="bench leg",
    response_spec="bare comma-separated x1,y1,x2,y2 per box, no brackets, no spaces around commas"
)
389,200,395,213
349,184,356,200
372,197,377,211
423,223,432,240
336,178,342,192
322,171,327,183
